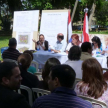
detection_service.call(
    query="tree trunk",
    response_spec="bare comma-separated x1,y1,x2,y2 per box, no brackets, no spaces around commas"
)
71,0,78,28
88,3,96,31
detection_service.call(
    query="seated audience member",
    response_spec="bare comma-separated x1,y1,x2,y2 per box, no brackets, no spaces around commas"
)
80,42,93,61
2,38,21,61
23,50,37,74
66,34,82,53
65,46,83,79
75,58,108,107
32,34,48,51
38,57,61,90
32,64,92,108
17,53,39,88
103,57,108,82
50,33,67,53
0,62,31,108
92,36,105,52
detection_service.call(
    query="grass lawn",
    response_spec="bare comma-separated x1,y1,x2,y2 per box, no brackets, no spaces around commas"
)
73,30,108,34
0,36,11,60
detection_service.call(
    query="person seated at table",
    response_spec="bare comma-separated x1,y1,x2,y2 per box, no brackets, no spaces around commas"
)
50,33,67,53
17,53,39,88
103,57,108,82
23,50,37,74
2,38,21,61
92,36,105,52
80,42,93,61
75,58,108,107
66,34,82,54
32,34,49,51
38,57,61,90
65,46,83,79
32,64,92,108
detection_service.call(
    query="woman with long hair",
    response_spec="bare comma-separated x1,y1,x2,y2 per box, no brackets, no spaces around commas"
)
75,58,108,107
92,36,105,51
66,34,82,53
39,57,61,90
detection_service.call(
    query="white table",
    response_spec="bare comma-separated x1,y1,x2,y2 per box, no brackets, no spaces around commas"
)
33,51,68,65
33,51,107,69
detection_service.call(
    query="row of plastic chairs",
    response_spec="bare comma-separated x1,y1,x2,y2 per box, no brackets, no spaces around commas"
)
17,84,107,108
17,85,50,106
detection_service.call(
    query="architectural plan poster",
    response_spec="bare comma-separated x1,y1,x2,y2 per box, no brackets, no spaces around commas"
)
13,10,39,52
40,10,68,46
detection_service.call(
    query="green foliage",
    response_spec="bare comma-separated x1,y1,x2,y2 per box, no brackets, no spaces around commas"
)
95,1,108,26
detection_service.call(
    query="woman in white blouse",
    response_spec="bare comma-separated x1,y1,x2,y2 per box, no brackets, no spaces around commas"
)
66,34,82,53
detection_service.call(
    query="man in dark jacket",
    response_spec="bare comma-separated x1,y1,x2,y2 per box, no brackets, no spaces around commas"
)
0,62,31,108
32,34,48,51
2,38,21,61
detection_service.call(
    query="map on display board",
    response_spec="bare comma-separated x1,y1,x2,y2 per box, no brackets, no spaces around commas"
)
12,10,39,52
40,10,69,46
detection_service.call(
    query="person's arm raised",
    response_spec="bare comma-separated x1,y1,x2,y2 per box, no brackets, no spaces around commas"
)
32,39,37,49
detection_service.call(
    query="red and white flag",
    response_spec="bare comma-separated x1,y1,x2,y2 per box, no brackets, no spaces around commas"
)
68,10,72,43
82,12,89,42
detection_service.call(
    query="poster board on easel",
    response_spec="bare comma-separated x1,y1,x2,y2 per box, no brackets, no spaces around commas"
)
12,10,39,52
40,10,69,47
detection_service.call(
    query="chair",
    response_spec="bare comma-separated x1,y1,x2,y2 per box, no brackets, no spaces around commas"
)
32,88,50,98
72,78,82,89
78,95,107,108
3,59,18,65
31,61,39,71
102,68,108,71
18,85,33,107
34,72,43,81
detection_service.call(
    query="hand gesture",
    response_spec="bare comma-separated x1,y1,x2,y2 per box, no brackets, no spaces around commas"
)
32,39,37,43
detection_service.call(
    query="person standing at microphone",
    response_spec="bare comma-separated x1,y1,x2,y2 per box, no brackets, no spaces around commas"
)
32,34,49,51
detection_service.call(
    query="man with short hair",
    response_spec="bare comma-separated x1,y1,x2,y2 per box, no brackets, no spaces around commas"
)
50,33,67,53
32,34,48,51
32,64,93,108
2,38,21,61
80,42,93,61
0,62,31,108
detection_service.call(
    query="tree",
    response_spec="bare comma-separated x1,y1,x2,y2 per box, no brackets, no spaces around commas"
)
95,1,108,26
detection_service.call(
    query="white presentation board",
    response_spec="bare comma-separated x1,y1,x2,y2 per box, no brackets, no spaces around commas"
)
40,10,68,46
13,10,39,52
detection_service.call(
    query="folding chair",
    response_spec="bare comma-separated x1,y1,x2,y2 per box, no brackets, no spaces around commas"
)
31,61,39,71
72,78,82,89
18,85,33,107
78,95,107,108
32,88,50,99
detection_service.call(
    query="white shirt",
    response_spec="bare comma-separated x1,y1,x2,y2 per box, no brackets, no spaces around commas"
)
53,40,67,52
37,42,45,51
66,43,82,51
92,44,106,51
65,60,83,79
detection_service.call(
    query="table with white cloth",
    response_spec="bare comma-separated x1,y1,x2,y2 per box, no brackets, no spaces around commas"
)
33,51,108,70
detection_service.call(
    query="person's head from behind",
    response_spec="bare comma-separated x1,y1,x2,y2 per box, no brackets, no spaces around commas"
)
42,57,61,82
39,34,45,43
17,54,32,70
0,62,22,90
57,33,64,42
68,46,81,61
8,38,17,49
92,36,101,48
23,50,33,60
48,64,76,91
82,58,107,99
81,42,92,54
